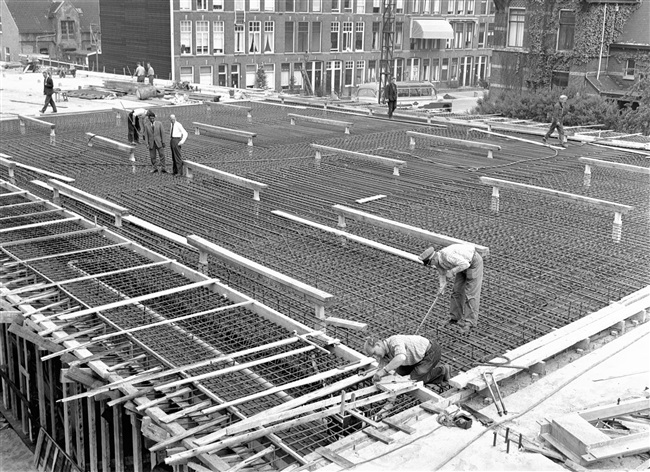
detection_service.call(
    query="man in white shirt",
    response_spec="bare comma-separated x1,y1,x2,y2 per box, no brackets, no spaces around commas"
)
169,114,188,176
419,244,484,333
134,62,146,83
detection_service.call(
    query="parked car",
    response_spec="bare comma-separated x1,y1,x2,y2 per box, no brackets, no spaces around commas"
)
353,81,452,112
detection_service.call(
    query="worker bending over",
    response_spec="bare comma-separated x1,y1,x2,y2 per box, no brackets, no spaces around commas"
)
419,244,483,333
364,334,450,385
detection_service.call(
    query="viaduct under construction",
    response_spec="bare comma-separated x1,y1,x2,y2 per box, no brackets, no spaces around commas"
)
0,98,648,471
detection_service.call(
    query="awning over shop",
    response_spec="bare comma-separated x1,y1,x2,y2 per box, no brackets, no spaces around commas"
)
410,19,454,39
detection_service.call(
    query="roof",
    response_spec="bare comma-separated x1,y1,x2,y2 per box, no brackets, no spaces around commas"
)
585,73,641,100
4,0,99,34
614,0,650,46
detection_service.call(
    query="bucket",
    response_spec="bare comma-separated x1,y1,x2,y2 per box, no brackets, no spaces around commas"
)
136,85,159,100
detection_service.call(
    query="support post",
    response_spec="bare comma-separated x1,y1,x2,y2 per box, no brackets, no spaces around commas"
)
409,136,416,150
247,111,252,123
247,136,253,147
337,214,346,228
584,164,591,187
290,117,296,125
50,129,56,146
113,406,124,472
36,355,48,433
130,413,143,472
612,211,622,243
491,186,500,213
185,166,194,181
345,125,350,134
100,400,111,472
115,112,121,127
314,303,326,332
487,149,494,159
393,166,400,176
194,127,200,135
52,188,60,205
20,118,26,134
88,397,99,472
114,214,123,228
253,190,260,202
315,150,322,160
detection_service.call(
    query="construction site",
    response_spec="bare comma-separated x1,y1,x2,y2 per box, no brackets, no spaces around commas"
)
0,67,649,472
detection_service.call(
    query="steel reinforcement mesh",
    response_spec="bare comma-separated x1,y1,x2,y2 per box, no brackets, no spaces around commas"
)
2,106,649,467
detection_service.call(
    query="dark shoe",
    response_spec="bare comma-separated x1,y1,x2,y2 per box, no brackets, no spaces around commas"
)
441,364,452,382
160,169,168,174
443,319,459,327
457,323,472,334
542,137,548,144
150,169,158,173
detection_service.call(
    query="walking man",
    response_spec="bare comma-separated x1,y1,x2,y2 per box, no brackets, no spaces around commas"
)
543,94,568,147
364,334,450,385
419,244,484,334
384,76,398,119
143,111,166,173
147,63,155,85
169,114,188,176
40,70,57,114
134,62,146,83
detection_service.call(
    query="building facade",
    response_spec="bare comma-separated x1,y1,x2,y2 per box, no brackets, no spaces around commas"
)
0,0,100,65
489,0,648,97
99,0,495,95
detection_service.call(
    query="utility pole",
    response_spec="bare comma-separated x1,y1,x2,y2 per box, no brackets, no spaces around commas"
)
379,0,396,104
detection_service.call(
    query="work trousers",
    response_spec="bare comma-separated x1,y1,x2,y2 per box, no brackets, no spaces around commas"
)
41,93,57,113
544,119,565,143
170,138,184,175
149,145,166,171
395,339,444,385
387,100,397,118
128,116,140,143
450,251,483,327
148,76,154,85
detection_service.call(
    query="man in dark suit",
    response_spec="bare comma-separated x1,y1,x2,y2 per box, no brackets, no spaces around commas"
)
143,111,166,173
384,76,398,119
40,70,57,114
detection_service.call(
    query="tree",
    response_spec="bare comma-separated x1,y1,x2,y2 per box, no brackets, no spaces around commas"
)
255,67,267,89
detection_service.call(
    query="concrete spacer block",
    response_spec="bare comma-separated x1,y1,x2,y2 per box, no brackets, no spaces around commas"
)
528,361,546,375
575,338,590,351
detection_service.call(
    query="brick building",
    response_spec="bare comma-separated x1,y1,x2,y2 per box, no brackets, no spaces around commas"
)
99,0,495,95
489,0,648,99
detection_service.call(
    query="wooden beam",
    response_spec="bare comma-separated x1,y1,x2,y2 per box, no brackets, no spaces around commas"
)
332,204,489,256
183,161,268,201
113,406,124,472
324,317,368,331
578,157,650,175
310,144,406,176
100,400,111,472
88,397,99,472
315,447,355,469
224,445,274,472
6,242,129,265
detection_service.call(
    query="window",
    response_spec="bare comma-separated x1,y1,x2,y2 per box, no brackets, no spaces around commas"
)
180,66,193,83
557,10,575,51
551,70,569,88
345,60,354,86
293,62,303,88
396,0,404,13
311,22,321,52
213,0,223,10
395,22,403,49
298,22,309,52
487,22,494,47
199,66,212,85
372,22,380,50
265,0,275,11
251,0,261,10
432,0,441,13
213,21,224,54
180,0,191,10
478,22,485,48
218,64,227,86
61,20,75,40
343,0,352,11
479,0,487,14
412,0,421,14
624,59,635,79
423,58,430,80
298,0,308,12
197,0,207,10
457,0,464,14
196,21,209,54
507,8,525,48
454,23,463,49
234,24,245,53
373,0,381,13
281,63,291,88
333,0,340,12
447,0,454,14
356,60,365,84
466,0,474,14
465,22,474,48
342,22,353,52
246,64,257,88
180,21,192,54
357,0,365,13
432,59,440,81
313,0,321,12
451,57,458,80
355,22,364,51
285,22,295,52
331,22,339,51
264,21,275,53
441,58,448,81
235,0,244,10
249,21,261,53
286,0,295,11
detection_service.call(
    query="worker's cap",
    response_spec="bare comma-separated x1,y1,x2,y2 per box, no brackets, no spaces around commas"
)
147,111,156,117
559,95,568,100
418,247,436,264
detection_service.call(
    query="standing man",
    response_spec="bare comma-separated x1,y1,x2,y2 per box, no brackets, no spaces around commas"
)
169,114,188,176
143,111,166,173
128,108,148,144
543,94,568,147
364,334,450,385
134,62,146,83
384,76,398,119
419,244,484,334
40,70,57,114
147,63,155,85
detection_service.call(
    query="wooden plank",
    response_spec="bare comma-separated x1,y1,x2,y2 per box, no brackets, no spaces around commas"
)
183,161,268,192
192,122,256,138
224,445,274,472
113,406,124,472
272,210,421,263
479,176,634,214
187,235,333,306
48,179,130,218
18,115,56,129
311,144,406,169
550,413,610,455
579,398,650,422
130,413,143,472
148,415,226,452
9,242,128,265
0,227,103,248
382,416,416,434
160,400,211,424
585,432,650,460
364,427,394,444
324,317,367,331
88,397,99,472
578,157,650,175
315,447,355,469
332,204,489,256
406,131,501,150
85,133,135,153
100,400,111,472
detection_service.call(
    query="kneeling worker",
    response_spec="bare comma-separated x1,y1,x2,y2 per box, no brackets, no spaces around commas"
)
364,334,450,385
419,244,483,333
